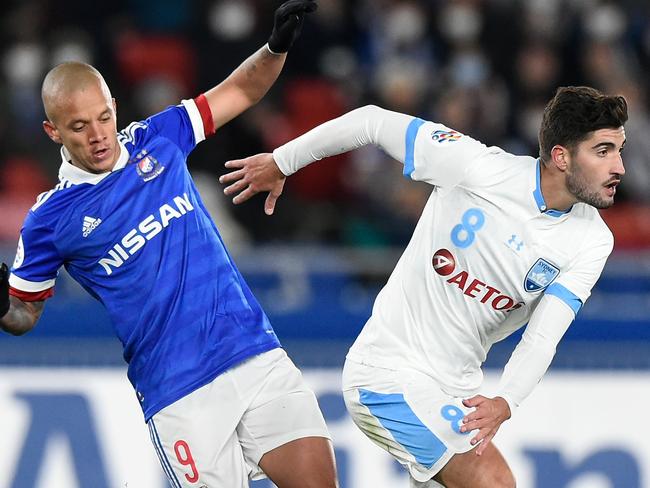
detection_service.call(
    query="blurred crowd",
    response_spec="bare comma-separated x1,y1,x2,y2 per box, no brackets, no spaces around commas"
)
1,0,649,251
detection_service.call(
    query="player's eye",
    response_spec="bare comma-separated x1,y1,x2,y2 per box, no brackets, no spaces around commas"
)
72,125,84,132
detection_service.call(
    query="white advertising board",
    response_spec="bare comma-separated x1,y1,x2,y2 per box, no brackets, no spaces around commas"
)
0,368,646,488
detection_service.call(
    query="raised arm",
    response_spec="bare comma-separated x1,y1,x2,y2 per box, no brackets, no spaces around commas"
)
220,105,413,214
0,264,43,336
204,0,317,130
271,105,413,173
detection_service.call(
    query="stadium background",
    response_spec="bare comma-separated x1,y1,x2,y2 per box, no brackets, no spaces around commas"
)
0,0,649,486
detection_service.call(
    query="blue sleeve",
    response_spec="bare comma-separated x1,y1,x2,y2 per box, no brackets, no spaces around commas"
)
145,104,198,157
118,103,199,161
10,212,62,291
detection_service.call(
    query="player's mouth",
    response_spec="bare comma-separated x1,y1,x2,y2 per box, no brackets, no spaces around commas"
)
604,179,620,197
93,147,111,162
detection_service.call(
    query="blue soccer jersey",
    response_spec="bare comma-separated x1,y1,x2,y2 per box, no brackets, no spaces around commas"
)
9,96,281,420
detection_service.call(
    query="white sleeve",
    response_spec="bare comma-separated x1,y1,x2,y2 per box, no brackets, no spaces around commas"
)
409,120,492,187
546,222,613,309
496,294,575,415
273,104,495,190
273,105,412,176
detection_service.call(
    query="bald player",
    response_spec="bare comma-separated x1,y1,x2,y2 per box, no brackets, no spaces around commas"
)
220,86,627,487
0,2,340,487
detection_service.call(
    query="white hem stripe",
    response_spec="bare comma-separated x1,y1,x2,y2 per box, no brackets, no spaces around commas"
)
8,274,56,292
181,99,206,145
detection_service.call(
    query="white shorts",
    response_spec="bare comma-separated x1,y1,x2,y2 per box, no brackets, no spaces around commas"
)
342,358,477,483
147,348,330,488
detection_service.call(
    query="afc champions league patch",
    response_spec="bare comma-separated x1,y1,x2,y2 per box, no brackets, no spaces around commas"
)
431,129,463,144
524,258,560,293
134,150,165,182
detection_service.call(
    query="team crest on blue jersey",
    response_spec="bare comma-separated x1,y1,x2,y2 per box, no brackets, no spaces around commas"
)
431,129,462,144
524,258,560,293
135,152,165,182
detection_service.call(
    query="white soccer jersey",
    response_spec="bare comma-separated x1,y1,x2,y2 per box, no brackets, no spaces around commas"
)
345,118,613,398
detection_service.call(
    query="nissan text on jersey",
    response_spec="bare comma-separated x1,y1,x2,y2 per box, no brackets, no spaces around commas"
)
99,193,194,275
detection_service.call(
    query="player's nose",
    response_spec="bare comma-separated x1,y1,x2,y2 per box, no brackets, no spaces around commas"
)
614,153,625,176
87,122,106,143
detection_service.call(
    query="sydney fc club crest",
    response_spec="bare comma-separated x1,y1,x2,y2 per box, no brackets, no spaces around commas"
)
134,150,165,182
524,258,560,293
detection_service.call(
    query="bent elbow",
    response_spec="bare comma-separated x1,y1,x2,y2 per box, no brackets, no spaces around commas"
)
356,104,384,116
12,324,35,336
3,323,34,336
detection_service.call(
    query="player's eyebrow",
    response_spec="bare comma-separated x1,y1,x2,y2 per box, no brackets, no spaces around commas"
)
67,118,88,127
67,109,112,127
591,141,618,151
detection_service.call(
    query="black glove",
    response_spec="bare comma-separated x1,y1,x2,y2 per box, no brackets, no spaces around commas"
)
267,0,318,54
0,263,9,318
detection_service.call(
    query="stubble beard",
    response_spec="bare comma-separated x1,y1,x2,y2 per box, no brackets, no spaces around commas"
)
566,164,613,209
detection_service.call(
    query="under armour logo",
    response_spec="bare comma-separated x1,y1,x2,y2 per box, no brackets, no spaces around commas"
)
507,234,524,251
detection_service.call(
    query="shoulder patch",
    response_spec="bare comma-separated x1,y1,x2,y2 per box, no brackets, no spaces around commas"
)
13,236,24,269
431,129,463,144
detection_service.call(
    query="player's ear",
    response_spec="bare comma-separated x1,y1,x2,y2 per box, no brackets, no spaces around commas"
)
43,120,62,144
112,98,117,116
550,145,568,171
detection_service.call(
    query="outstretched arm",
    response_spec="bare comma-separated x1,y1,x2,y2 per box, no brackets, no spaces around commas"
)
0,264,43,336
204,0,318,130
220,105,413,214
460,294,575,456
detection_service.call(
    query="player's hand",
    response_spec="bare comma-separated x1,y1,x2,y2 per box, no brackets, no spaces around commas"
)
460,395,511,456
0,263,10,318
220,153,287,216
267,0,318,54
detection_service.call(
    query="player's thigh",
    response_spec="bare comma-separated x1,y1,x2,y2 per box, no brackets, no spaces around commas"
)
236,349,335,485
434,442,515,488
342,359,476,483
147,372,249,488
410,478,445,488
258,436,338,488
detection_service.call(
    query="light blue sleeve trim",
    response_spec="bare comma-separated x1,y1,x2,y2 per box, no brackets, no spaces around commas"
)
545,283,583,315
403,118,426,178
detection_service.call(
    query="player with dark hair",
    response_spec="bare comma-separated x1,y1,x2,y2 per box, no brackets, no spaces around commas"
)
220,86,627,487
0,2,340,487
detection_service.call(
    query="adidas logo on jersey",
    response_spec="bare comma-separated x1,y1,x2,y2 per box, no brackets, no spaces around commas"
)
82,216,102,237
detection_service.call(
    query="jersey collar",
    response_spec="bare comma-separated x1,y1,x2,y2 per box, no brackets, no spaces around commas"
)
532,159,573,218
58,140,129,185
